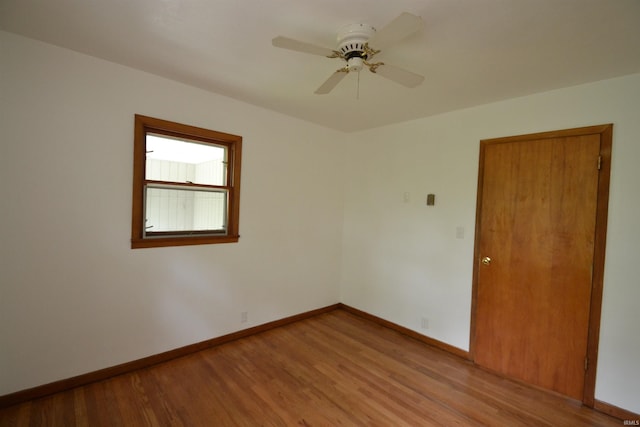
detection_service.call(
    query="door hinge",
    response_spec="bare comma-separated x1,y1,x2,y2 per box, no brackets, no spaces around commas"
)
597,155,602,170
585,357,589,371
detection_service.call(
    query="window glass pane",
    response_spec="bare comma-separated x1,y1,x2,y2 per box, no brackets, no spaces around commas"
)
145,134,227,186
144,187,227,235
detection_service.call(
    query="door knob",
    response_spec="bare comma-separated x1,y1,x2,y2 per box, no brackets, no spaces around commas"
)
481,256,491,266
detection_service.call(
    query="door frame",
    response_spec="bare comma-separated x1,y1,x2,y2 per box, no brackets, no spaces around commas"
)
469,124,613,406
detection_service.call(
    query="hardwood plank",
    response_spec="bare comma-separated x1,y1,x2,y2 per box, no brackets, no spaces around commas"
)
0,309,625,426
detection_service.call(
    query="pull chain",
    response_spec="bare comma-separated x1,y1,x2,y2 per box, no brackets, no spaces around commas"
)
356,71,360,100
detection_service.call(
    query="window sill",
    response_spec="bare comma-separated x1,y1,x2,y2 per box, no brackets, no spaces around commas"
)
131,235,240,249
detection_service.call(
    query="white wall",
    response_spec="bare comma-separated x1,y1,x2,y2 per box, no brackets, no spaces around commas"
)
340,73,640,413
0,31,345,395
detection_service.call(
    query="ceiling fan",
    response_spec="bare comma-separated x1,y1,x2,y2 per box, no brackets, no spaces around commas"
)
272,12,425,94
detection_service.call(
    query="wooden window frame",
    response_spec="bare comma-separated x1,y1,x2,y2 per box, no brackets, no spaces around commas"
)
131,115,242,249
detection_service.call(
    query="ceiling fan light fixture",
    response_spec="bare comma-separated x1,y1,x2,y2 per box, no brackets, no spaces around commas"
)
347,56,364,72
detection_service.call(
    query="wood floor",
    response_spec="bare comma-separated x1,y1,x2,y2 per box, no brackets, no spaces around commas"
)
0,309,621,426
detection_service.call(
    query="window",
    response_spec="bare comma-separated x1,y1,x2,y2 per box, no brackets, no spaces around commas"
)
131,115,242,248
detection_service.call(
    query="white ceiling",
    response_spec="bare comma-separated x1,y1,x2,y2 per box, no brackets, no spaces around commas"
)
2,0,639,132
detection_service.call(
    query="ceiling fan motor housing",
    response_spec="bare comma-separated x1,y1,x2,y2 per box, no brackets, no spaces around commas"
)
337,23,376,71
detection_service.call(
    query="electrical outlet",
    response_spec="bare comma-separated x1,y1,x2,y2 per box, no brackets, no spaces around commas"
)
421,317,429,330
241,311,248,323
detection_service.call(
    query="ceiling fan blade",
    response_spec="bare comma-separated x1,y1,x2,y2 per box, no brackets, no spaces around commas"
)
374,63,424,88
315,70,348,94
371,12,423,48
272,36,336,57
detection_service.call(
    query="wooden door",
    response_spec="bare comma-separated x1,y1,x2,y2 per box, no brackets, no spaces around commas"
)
471,125,612,403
